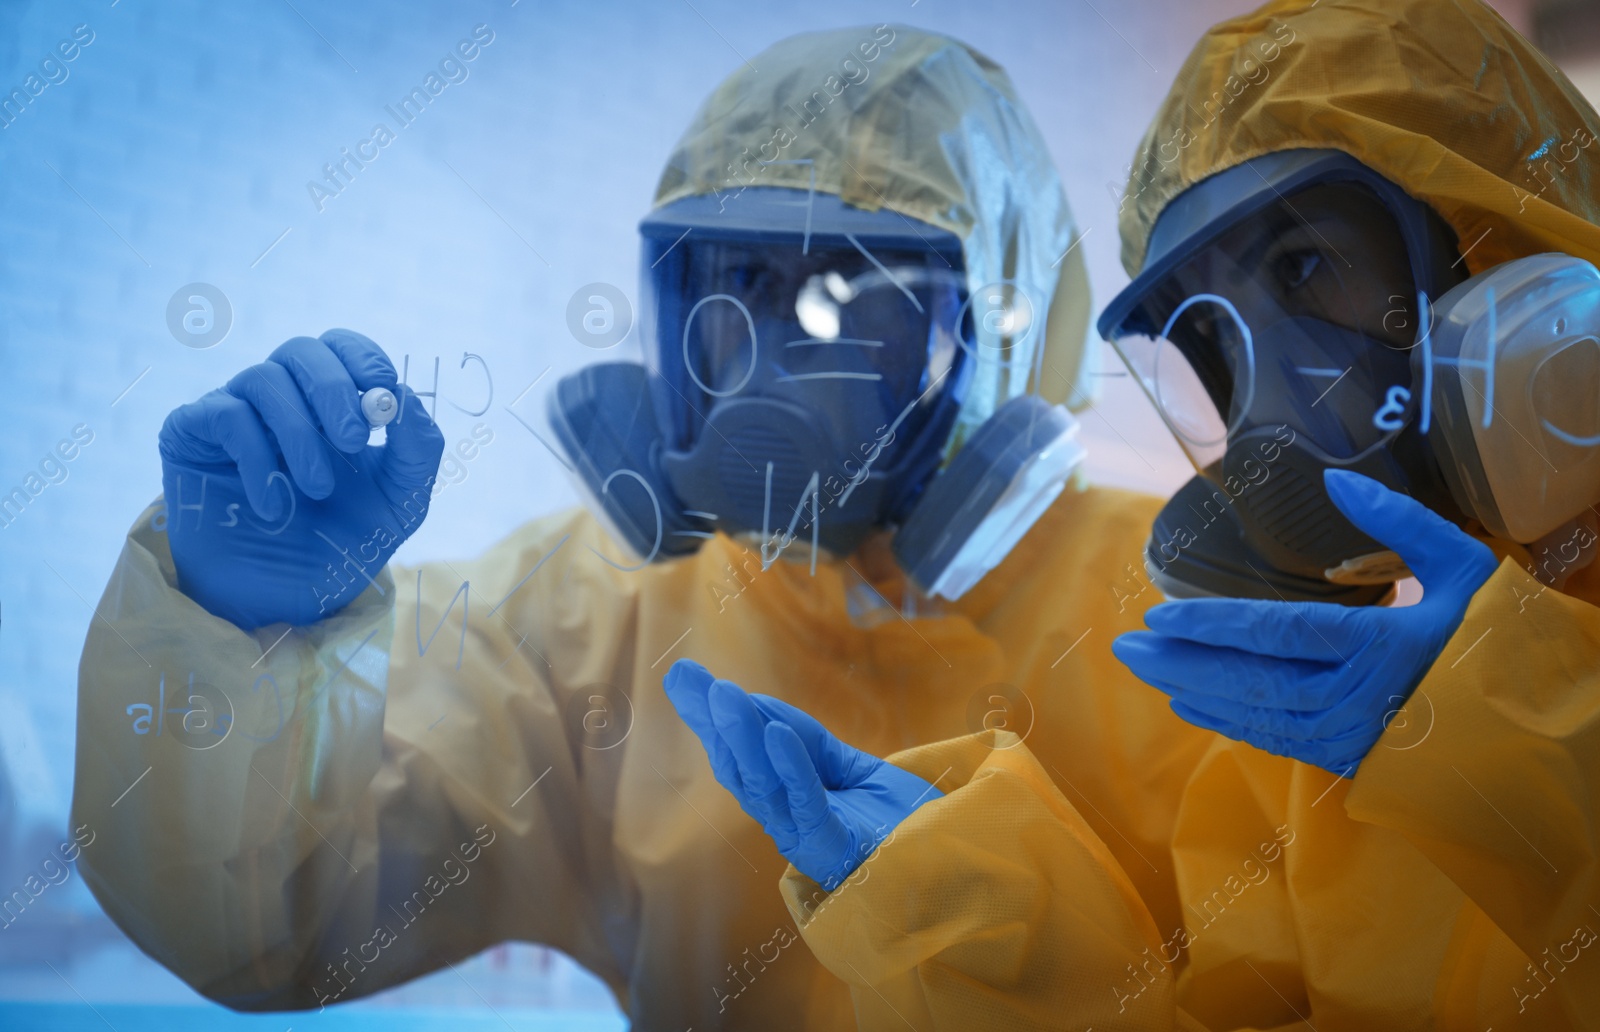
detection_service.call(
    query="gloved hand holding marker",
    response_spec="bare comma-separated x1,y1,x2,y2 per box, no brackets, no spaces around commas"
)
158,330,445,629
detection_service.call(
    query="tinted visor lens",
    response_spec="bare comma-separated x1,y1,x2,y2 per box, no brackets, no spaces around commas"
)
1108,183,1422,469
644,231,970,465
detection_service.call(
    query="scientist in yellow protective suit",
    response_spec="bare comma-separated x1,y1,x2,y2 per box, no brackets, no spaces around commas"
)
667,1,1600,1030
68,24,1210,1031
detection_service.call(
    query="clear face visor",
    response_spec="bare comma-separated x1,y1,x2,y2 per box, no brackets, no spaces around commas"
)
1107,183,1425,472
643,229,971,473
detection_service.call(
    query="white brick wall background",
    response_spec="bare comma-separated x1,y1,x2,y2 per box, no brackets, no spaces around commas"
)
0,0,1542,1020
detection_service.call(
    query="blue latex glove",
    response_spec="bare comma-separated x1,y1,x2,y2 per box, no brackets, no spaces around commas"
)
158,330,444,630
663,659,942,891
1112,469,1500,776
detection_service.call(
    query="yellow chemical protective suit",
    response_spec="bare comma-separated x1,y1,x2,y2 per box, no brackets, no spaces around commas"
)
774,2,1600,1030
69,25,1189,1032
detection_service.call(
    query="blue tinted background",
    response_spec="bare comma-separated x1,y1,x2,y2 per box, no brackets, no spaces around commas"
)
0,0,1546,1027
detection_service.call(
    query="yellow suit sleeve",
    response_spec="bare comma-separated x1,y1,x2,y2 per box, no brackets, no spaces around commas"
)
1347,557,1600,1027
70,503,634,1010
778,730,1211,1032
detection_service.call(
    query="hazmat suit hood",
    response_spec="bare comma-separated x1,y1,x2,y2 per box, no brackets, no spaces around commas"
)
1118,0,1600,281
654,24,1095,451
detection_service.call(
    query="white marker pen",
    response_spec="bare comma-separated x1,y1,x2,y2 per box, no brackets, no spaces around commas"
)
360,388,398,428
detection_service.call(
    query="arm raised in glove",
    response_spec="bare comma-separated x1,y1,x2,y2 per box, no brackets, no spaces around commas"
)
1113,469,1499,776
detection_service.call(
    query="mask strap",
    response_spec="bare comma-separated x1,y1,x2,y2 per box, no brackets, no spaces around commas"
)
1416,290,1435,434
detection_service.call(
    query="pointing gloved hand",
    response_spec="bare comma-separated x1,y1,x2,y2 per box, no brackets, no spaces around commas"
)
663,659,942,891
1112,470,1501,777
158,330,445,630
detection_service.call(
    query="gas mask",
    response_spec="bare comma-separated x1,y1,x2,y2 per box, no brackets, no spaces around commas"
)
549,187,1084,598
1101,150,1466,603
1102,149,1600,603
